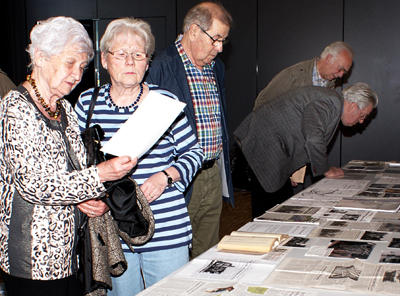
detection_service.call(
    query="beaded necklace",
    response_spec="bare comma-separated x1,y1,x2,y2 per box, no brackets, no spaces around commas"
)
27,74,61,119
108,83,144,109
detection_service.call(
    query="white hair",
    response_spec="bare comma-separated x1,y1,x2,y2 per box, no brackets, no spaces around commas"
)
320,41,354,59
27,16,94,68
342,82,378,109
100,17,155,61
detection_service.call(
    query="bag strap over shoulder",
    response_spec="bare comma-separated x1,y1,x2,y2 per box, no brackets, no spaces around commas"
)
86,87,100,129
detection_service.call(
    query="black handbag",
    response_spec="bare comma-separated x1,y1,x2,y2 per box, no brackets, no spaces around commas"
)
81,87,155,245
81,87,106,167
78,87,156,294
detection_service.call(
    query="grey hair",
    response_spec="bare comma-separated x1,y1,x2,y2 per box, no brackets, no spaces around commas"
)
320,41,354,59
342,82,378,109
100,18,155,60
27,16,94,68
182,1,233,32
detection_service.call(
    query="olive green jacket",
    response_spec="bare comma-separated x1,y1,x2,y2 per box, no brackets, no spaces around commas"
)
254,58,335,109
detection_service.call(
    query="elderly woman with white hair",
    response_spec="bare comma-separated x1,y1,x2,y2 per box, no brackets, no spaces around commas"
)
0,16,137,296
75,17,203,295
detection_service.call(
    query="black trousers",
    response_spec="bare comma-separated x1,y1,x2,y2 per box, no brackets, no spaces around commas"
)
249,170,293,219
1,269,82,296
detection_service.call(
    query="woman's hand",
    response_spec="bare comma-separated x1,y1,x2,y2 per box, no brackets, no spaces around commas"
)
97,156,137,182
78,199,109,217
140,172,168,203
140,168,180,203
324,166,344,178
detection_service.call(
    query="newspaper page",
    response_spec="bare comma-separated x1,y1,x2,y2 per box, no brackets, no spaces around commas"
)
174,257,274,284
355,183,400,199
375,174,400,185
294,188,355,200
320,220,382,231
334,198,400,212
262,257,400,294
268,204,322,215
379,250,400,263
306,240,376,260
373,211,400,221
254,212,320,225
137,278,317,296
318,208,376,222
238,221,315,237
306,178,371,190
307,227,363,240
342,160,386,174
282,198,340,208
291,178,370,201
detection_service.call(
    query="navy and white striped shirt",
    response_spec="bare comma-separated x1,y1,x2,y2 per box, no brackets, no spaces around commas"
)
75,83,204,252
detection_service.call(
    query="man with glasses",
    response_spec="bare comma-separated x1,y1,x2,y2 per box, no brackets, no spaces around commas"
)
254,41,354,109
147,2,234,259
235,83,378,218
247,41,353,219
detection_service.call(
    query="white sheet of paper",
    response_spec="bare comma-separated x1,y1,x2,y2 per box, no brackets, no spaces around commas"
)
101,90,186,158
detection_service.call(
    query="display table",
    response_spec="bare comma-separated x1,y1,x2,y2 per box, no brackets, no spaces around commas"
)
137,160,400,296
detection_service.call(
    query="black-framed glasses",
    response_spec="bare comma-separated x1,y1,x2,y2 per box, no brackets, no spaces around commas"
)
107,50,148,61
196,24,229,46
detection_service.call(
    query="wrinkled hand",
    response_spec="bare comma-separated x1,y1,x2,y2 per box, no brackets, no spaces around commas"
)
324,166,344,178
78,199,109,217
97,156,137,182
140,172,168,203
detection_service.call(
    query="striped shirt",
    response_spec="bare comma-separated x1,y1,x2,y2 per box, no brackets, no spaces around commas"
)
312,59,329,87
175,35,222,161
75,83,204,252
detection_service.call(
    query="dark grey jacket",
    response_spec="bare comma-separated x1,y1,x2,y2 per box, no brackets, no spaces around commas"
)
235,86,342,192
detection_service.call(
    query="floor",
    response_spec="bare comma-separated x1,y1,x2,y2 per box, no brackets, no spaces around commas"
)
219,190,252,239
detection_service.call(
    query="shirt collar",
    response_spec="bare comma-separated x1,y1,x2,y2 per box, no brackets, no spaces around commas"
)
313,58,329,87
175,34,215,70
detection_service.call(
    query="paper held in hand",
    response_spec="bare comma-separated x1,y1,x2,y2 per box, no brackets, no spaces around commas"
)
101,91,186,159
217,231,289,255
290,165,306,184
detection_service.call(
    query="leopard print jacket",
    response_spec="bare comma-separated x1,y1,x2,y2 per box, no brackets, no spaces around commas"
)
0,89,105,280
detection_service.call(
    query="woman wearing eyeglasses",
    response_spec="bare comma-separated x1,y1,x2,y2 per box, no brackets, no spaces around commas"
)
75,17,203,295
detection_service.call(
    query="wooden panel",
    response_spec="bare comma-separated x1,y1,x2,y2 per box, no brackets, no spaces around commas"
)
341,0,400,163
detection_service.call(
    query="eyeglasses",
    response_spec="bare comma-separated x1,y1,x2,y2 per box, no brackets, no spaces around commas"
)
359,112,368,121
196,24,229,46
357,106,369,121
107,50,148,61
332,56,348,75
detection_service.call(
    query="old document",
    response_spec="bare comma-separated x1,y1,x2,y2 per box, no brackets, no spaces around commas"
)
101,90,186,158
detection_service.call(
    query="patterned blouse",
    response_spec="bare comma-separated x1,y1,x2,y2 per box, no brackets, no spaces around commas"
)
0,87,105,280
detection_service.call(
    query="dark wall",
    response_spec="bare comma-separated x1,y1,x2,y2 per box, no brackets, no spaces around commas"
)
2,0,400,167
251,0,400,167
342,1,400,163
0,0,27,85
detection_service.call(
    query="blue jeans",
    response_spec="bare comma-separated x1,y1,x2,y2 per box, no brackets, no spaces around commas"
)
108,245,189,296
